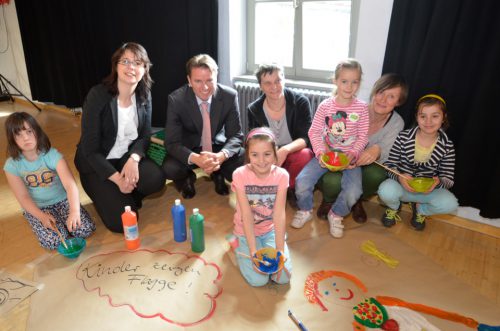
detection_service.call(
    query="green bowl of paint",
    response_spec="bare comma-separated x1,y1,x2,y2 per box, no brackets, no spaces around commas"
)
408,177,434,193
57,237,86,259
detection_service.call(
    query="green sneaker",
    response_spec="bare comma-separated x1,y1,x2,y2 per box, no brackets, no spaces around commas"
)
410,203,426,231
381,208,401,228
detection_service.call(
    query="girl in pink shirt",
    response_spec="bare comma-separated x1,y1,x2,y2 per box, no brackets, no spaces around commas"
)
231,127,292,286
292,59,369,238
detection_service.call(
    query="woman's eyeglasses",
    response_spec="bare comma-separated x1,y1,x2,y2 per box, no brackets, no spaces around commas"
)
118,59,144,67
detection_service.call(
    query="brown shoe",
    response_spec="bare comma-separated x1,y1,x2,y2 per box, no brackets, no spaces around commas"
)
316,200,333,220
351,199,367,223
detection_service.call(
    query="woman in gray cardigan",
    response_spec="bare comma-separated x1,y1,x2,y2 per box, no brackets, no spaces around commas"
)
317,73,408,222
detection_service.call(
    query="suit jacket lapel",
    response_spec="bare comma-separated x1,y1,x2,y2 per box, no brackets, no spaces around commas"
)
110,95,118,130
136,96,146,132
210,86,222,137
186,87,203,133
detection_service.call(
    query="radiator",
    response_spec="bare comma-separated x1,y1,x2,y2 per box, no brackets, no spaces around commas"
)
233,80,331,133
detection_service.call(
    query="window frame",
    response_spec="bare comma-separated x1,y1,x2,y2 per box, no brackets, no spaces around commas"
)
247,0,360,83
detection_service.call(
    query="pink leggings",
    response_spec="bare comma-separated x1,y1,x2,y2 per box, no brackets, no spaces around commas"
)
281,148,314,189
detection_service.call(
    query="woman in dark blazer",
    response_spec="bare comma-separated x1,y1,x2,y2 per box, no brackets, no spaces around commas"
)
75,42,165,232
247,63,314,201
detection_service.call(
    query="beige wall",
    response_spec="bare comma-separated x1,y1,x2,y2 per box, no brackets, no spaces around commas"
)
0,0,31,99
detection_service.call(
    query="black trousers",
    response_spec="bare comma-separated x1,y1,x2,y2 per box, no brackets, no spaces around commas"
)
162,145,244,183
78,154,165,233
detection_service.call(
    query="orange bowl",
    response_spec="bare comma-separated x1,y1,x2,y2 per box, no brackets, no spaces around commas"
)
321,152,349,172
254,247,285,274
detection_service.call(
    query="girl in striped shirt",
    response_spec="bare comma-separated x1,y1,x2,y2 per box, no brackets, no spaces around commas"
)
291,59,369,238
378,94,458,230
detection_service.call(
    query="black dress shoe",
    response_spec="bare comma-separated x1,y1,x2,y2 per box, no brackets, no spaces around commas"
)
212,173,229,196
174,174,196,199
316,199,333,220
351,199,367,223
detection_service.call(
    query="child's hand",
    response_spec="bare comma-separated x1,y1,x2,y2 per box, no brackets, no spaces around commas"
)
251,254,268,275
345,151,357,165
40,212,56,230
399,175,416,192
277,250,287,263
424,176,440,194
66,211,82,232
318,154,328,168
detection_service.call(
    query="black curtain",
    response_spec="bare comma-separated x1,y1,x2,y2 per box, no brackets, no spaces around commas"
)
15,0,218,127
382,0,500,218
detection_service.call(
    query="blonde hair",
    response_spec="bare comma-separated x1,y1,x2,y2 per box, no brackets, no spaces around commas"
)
331,58,363,95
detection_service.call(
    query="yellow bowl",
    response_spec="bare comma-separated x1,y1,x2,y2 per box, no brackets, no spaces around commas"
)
321,152,349,172
254,247,285,274
408,177,434,192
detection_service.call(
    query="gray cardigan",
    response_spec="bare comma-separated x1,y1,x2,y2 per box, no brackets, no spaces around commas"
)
367,111,404,163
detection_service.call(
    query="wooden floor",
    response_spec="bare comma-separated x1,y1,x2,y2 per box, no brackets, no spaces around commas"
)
0,100,499,330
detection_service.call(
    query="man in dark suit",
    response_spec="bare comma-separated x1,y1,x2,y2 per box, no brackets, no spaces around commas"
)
162,54,244,199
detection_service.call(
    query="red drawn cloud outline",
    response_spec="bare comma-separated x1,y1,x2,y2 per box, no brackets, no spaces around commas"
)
75,248,223,327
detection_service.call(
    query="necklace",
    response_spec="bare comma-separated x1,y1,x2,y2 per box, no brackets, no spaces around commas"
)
265,98,285,113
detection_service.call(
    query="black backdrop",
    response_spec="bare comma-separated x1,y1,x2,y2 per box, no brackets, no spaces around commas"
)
382,0,500,218
15,0,218,127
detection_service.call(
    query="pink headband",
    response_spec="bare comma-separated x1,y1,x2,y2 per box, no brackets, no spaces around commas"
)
246,127,276,142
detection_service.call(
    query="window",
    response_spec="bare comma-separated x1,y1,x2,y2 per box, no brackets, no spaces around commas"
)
247,0,359,82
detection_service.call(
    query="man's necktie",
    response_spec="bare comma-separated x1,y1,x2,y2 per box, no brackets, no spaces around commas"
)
201,101,212,152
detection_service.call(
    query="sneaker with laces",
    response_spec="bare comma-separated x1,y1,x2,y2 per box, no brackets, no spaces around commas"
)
381,208,401,228
327,211,344,238
291,210,313,228
410,203,426,231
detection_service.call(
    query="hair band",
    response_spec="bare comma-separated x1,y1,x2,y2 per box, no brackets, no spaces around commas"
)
417,94,446,106
246,127,276,142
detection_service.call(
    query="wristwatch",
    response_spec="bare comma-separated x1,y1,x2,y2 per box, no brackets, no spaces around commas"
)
130,153,141,163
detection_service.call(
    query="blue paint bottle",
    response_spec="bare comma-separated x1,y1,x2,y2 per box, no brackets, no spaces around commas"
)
172,199,186,242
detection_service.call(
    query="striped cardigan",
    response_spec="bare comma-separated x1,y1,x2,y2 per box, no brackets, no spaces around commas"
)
384,127,455,189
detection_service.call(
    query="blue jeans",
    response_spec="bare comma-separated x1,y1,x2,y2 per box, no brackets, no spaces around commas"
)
235,230,292,287
378,178,459,215
295,158,363,216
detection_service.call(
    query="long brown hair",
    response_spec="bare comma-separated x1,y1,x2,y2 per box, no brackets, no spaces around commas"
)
4,112,51,160
103,42,153,104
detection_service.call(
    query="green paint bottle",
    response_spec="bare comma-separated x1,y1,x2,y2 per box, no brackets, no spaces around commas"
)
189,208,205,253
